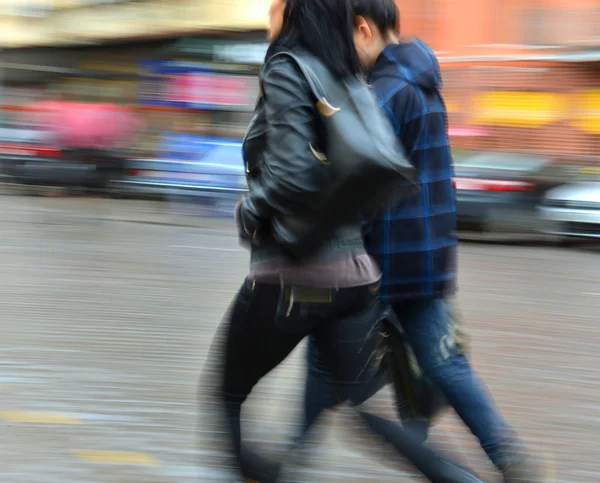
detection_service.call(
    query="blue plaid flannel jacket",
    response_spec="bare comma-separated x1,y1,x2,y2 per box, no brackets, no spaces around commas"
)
364,40,458,301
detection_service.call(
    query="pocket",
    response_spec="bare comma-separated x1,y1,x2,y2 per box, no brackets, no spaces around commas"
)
273,300,314,334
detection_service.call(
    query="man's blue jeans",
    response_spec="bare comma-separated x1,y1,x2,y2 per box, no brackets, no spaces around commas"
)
304,297,519,469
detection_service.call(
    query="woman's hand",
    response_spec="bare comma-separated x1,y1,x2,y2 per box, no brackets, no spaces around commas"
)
236,198,268,248
252,229,262,247
235,199,252,242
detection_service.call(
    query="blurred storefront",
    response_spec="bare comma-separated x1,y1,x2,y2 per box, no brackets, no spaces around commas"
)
0,0,271,48
397,0,600,55
441,54,600,164
0,0,270,157
134,37,265,157
0,0,597,166
397,0,600,166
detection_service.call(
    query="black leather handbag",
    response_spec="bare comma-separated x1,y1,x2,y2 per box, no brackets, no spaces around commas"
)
383,314,449,424
267,51,418,258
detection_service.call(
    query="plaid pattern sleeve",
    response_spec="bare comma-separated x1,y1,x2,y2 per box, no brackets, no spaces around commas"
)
365,51,458,302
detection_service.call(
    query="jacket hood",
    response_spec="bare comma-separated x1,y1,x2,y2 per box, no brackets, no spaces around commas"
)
374,39,442,90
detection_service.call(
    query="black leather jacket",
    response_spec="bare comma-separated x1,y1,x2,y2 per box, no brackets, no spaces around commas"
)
238,52,365,262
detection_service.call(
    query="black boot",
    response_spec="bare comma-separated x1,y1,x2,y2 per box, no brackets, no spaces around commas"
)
239,447,282,483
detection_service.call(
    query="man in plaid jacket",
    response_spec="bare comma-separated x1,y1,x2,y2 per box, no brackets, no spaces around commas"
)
303,1,550,481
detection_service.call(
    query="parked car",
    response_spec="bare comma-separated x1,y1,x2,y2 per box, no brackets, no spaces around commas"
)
1,102,137,192
3,143,125,191
453,152,559,233
538,180,600,240
0,120,62,185
113,135,247,203
5,102,138,191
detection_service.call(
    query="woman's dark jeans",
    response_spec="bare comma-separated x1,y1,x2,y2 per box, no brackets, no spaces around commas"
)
215,279,486,482
221,278,388,461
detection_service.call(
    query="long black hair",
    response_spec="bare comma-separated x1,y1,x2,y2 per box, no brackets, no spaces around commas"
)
266,0,363,79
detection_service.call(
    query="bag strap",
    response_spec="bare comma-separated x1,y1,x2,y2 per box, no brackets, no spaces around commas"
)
267,51,327,102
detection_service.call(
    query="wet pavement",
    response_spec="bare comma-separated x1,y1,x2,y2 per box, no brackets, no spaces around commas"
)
1,195,599,482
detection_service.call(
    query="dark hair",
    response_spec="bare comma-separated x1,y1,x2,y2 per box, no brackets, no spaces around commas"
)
351,0,398,35
266,0,362,79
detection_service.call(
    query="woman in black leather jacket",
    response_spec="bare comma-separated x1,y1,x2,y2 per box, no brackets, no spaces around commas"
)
208,0,485,481
214,0,388,478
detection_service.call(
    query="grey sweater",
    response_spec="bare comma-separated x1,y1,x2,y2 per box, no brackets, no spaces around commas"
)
235,201,380,288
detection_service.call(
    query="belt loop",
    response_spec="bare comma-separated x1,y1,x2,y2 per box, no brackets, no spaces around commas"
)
279,274,295,317
286,287,295,317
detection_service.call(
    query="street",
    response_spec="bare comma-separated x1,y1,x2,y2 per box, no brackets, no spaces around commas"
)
0,195,599,482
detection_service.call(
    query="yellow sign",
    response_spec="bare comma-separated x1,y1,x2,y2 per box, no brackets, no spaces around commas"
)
570,89,600,135
471,91,565,128
444,99,459,114
468,89,600,134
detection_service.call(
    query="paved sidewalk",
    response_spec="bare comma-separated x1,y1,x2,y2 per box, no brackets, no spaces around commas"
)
1,196,599,482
